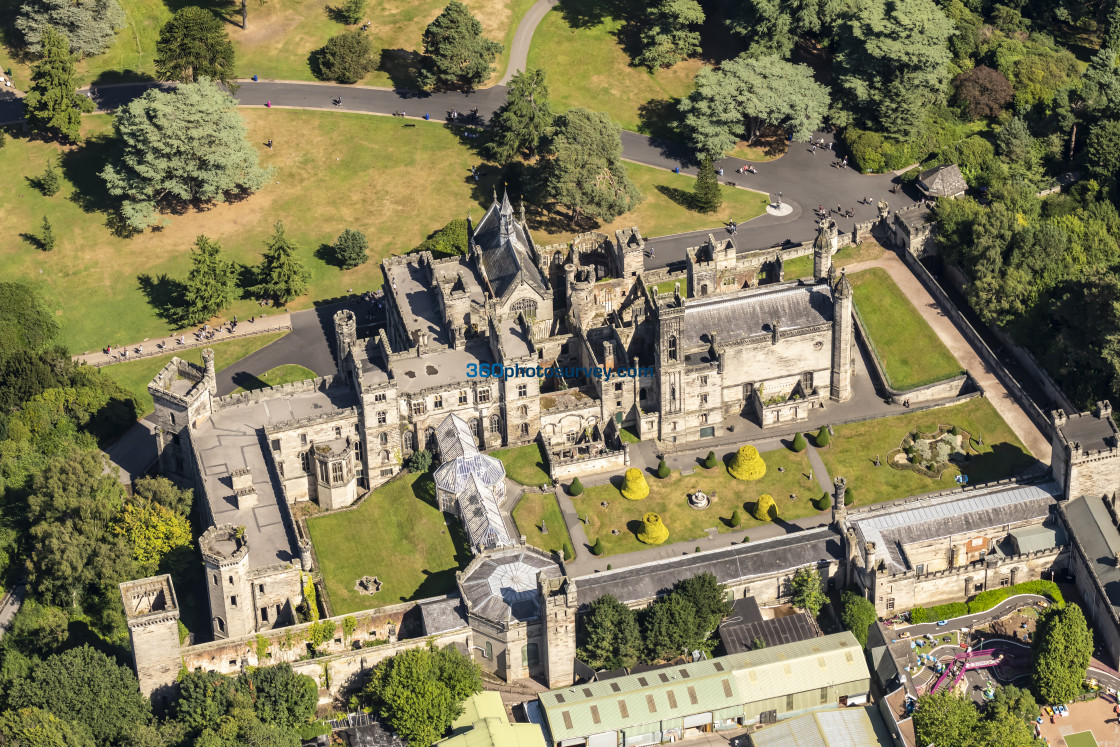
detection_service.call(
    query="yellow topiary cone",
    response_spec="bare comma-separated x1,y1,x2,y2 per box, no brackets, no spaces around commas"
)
753,494,779,522
728,445,767,481
620,467,649,500
637,512,669,545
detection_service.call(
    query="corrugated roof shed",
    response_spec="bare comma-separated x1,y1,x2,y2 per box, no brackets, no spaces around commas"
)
749,706,894,747
539,633,868,743
438,693,547,747
453,693,510,731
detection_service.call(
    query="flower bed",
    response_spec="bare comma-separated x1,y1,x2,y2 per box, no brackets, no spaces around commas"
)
886,425,973,479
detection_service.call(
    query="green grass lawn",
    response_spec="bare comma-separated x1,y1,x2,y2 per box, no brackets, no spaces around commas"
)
101,331,288,417
493,442,550,486
647,278,687,298
850,267,964,391
816,397,1036,507
1,111,768,356
572,447,823,557
512,492,573,558
305,471,471,614
1064,733,1099,747
782,241,889,281
525,6,703,134
229,363,318,393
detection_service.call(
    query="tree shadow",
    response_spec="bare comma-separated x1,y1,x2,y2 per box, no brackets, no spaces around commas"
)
556,0,636,30
638,97,680,140
447,123,491,159
60,133,117,215
378,48,427,93
411,471,439,509
625,518,643,538
315,242,343,269
165,0,241,26
655,184,695,211
87,393,141,445
965,441,1036,483
19,232,45,250
229,371,269,391
89,69,157,86
137,273,187,326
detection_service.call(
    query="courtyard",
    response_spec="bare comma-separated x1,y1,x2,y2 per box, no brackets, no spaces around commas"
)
512,492,575,559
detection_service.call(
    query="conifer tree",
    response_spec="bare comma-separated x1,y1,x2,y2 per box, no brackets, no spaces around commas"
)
24,27,94,143
38,160,61,196
692,157,722,213
255,222,310,305
155,7,236,86
489,68,554,162
656,458,670,478
791,432,808,452
591,537,604,555
419,1,502,91
16,0,126,58
703,450,717,468
569,477,584,496
183,234,236,325
333,228,369,270
40,216,56,252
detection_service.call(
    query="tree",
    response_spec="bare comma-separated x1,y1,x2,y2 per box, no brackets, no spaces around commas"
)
815,425,830,447
637,512,669,544
419,1,503,91
7,645,151,745
728,0,846,58
39,216,55,252
730,508,742,527
112,496,191,573
536,108,642,224
813,492,831,510
333,229,369,270
590,537,604,555
671,572,731,639
579,595,641,669
839,591,876,646
913,690,979,747
952,65,1014,119
314,31,377,84
620,467,649,500
1033,603,1092,704
342,615,358,643
407,449,432,472
752,494,778,521
1085,119,1120,181
569,477,584,496
0,706,95,747
133,475,193,516
38,161,61,196
635,0,705,70
16,0,125,58
643,594,697,661
692,157,722,213
238,664,317,728
253,222,310,304
175,670,238,733
101,81,270,232
834,0,953,136
336,0,366,25
182,235,236,325
362,646,482,747
677,54,828,158
728,445,766,481
489,69,554,162
996,116,1044,188
1083,49,1120,119
195,707,298,747
791,432,807,452
416,219,470,257
703,450,717,468
789,567,826,618
656,458,670,478
23,27,94,144
155,7,236,86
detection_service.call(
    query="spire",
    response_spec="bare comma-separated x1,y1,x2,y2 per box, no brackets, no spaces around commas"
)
500,187,514,217
835,268,852,298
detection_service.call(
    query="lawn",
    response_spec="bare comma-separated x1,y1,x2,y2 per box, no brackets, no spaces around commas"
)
781,240,888,281
229,363,318,393
101,331,288,417
0,111,767,355
1065,733,1099,747
850,267,964,391
816,397,1036,507
572,447,823,557
493,442,550,486
525,5,703,134
305,471,471,614
512,492,573,558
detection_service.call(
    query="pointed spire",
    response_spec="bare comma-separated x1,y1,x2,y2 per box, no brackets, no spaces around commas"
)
500,187,514,216
836,267,853,298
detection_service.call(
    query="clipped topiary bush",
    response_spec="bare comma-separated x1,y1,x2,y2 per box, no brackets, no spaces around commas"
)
637,512,669,545
729,445,766,481
703,450,717,469
591,538,604,556
620,467,649,500
569,477,584,496
753,494,778,522
656,458,670,479
815,426,830,447
730,508,743,527
844,486,855,505
791,432,808,452
813,492,831,511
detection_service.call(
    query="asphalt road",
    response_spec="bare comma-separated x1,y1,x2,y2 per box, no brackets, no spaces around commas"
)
893,594,1051,638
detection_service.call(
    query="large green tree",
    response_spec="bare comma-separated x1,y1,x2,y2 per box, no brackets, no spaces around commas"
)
839,591,876,646
23,27,94,144
635,0,705,70
536,108,642,224
175,670,238,733
0,706,95,747
579,595,642,670
332,229,370,270
834,0,953,136
692,157,722,213
314,30,377,84
489,68,554,162
1082,49,1120,120
16,0,125,57
642,594,698,661
728,0,846,58
419,1,502,91
154,6,236,86
101,80,270,232
1085,119,1120,181
670,572,732,644
183,235,237,326
1033,603,1092,704
238,664,317,729
362,646,482,747
677,54,828,158
789,567,826,618
6,645,151,745
913,691,979,747
254,222,311,304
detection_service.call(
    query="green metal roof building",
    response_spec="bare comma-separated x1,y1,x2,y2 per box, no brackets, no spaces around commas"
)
538,632,870,747
437,692,548,747
748,705,894,746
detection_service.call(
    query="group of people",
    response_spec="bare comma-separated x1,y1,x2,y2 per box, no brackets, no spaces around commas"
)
736,164,758,174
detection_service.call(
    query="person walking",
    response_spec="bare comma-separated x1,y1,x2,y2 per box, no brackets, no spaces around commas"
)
266,139,273,149
266,100,271,108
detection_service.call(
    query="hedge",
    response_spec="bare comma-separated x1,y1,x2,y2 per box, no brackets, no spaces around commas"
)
966,580,1063,614
910,602,968,624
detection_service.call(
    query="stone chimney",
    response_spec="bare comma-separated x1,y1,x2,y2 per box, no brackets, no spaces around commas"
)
602,341,615,372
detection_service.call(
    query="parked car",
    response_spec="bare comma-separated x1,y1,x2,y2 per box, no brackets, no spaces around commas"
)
937,620,949,626
1037,600,1050,608
899,632,911,640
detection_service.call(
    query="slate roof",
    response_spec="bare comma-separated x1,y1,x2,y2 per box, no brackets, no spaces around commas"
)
1010,523,1067,554
917,164,967,197
433,414,510,553
574,527,843,607
1062,495,1120,615
718,598,820,654
1056,411,1118,453
848,482,1060,572
679,284,833,348
420,597,469,635
749,706,894,747
459,547,561,623
473,191,547,301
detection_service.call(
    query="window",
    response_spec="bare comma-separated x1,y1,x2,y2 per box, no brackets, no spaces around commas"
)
670,386,676,405
484,641,493,659
478,388,491,403
212,574,218,585
520,423,529,436
215,617,225,633
377,411,386,424
886,598,895,611
975,584,983,592
671,421,677,431
614,382,623,392
523,642,540,667
411,401,424,416
258,584,264,593
261,607,269,622
786,694,794,711
434,394,443,409
519,405,528,417
459,390,467,404
470,419,480,438
403,431,414,451
379,432,388,445
334,427,342,438
228,575,233,584
278,463,284,477
518,384,527,397
300,433,307,445
319,462,329,482
489,415,501,434
565,432,577,444
668,335,677,361
1000,577,1010,587
271,439,281,452
700,284,708,295
170,413,176,425
374,393,386,402
332,461,344,484
700,413,708,424
301,452,311,473
425,428,437,450
700,394,708,405
230,595,238,607
820,687,829,704
380,450,390,464
640,387,648,400
915,564,924,575
700,375,708,386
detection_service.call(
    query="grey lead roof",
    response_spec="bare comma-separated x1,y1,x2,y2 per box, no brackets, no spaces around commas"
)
680,284,833,348
473,191,547,301
849,482,1059,572
1063,495,1120,613
459,548,561,623
917,164,967,197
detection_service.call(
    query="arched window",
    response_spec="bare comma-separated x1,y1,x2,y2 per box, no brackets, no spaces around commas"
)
511,298,538,319
640,387,648,400
403,431,414,451
700,284,708,295
489,415,502,434
469,418,481,444
380,449,390,464
214,617,226,634
425,427,437,451
379,432,388,445
484,641,493,659
519,404,528,417
520,423,529,436
670,386,676,405
668,335,677,361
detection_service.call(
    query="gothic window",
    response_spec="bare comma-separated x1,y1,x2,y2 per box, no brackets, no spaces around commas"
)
334,427,342,438
489,415,501,434
519,405,528,417
520,423,529,436
518,384,527,397
319,462,329,483
484,641,493,659
668,335,677,361
215,617,225,633
459,390,468,405
425,428,437,450
700,413,709,424
670,386,676,405
377,411,387,424
403,431,414,451
700,394,708,405
640,387,648,400
374,393,387,402
380,450,390,464
411,401,425,416
331,461,344,484
434,394,443,409
379,432,388,446
300,433,307,445
512,298,538,319
700,375,708,386
301,452,311,473
478,388,491,403
470,418,481,443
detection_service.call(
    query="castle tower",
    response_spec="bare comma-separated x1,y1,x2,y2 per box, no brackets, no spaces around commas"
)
148,351,216,481
200,524,254,639
614,227,645,279
120,575,181,703
830,272,854,402
831,475,847,525
1050,402,1120,500
202,347,216,396
539,574,577,688
813,220,836,281
656,301,686,436
334,309,358,380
